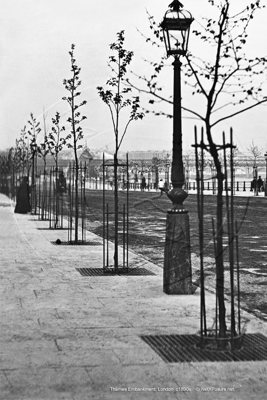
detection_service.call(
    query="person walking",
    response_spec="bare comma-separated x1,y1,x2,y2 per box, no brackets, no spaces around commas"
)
141,176,146,191
56,171,67,195
257,176,263,192
158,179,166,195
14,176,31,214
251,178,257,192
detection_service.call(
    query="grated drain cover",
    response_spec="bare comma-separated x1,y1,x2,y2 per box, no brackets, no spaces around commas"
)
51,240,102,246
76,267,156,276
140,333,267,362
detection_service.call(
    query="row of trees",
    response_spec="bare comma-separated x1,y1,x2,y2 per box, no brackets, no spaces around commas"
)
4,0,267,335
10,113,66,179
8,44,87,241
8,32,143,247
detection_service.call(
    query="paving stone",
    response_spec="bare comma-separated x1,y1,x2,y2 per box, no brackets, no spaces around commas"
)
1,193,267,399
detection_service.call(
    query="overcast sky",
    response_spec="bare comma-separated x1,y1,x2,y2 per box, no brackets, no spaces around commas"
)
1,0,266,154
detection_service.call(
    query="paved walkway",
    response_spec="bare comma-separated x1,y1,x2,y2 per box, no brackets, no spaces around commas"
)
0,193,267,400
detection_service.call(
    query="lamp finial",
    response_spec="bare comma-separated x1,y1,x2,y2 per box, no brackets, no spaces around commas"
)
169,0,184,11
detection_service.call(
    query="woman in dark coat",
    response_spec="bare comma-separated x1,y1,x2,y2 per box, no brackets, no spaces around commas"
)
14,177,31,214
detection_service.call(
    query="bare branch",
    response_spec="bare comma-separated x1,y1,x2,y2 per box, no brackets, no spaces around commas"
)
212,98,267,127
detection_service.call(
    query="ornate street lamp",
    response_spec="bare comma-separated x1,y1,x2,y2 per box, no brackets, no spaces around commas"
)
161,0,193,208
161,0,193,57
161,0,194,294
264,151,267,196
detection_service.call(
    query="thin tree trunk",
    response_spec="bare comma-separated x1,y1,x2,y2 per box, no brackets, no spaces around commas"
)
55,159,58,228
74,152,79,243
41,161,46,220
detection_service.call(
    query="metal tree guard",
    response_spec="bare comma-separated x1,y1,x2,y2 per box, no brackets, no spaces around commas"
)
102,153,129,272
193,127,243,351
66,162,88,244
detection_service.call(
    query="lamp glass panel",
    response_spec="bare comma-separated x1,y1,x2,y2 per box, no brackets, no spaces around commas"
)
167,28,188,54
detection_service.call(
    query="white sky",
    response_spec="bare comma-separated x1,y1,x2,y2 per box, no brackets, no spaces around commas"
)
0,0,266,154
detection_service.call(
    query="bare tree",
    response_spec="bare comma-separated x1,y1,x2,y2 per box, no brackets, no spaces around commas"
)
48,112,66,173
97,30,144,269
247,140,263,193
17,126,31,176
63,44,87,243
37,110,50,177
27,113,41,187
247,140,263,167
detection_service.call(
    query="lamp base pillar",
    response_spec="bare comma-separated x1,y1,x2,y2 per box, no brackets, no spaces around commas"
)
163,212,193,294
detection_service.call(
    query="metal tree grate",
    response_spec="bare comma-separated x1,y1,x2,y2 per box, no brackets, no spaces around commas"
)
51,240,102,246
140,333,267,362
76,267,156,276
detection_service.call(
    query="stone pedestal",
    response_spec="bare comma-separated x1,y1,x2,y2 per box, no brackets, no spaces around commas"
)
163,212,193,294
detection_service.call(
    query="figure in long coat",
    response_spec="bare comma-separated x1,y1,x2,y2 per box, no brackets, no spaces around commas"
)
14,177,31,214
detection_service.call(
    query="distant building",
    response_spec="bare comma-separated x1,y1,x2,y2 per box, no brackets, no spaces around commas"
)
125,150,171,161
79,147,93,164
32,146,267,181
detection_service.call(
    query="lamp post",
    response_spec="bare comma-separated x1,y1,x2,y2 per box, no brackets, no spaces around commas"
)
161,0,194,294
253,162,258,196
265,152,267,197
165,154,171,190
